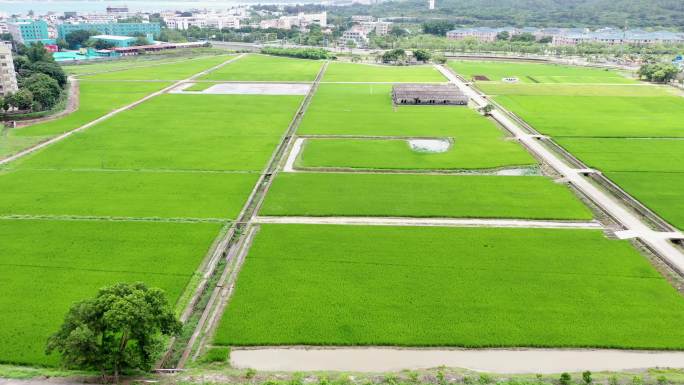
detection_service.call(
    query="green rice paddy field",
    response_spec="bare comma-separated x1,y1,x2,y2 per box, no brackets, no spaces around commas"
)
216,224,684,349
323,62,446,82
0,54,306,365
79,54,235,81
16,81,171,138
0,219,221,366
13,94,303,172
299,84,502,137
201,54,324,82
261,173,592,220
62,49,226,75
448,60,636,84
495,95,684,138
449,60,684,230
477,82,675,97
297,137,535,170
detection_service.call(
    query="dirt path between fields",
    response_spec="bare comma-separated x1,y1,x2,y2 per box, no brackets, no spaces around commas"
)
14,76,79,129
0,54,245,166
230,347,684,374
255,216,603,229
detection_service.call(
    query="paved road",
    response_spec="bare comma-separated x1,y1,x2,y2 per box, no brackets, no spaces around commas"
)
231,347,684,374
256,216,603,229
435,65,684,272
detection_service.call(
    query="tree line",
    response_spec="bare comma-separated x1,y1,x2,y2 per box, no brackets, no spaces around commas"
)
2,43,66,115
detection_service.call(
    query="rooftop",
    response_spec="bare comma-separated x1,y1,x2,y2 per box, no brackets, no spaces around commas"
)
91,34,137,40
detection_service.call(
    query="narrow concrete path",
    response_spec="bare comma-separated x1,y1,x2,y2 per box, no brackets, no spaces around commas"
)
436,65,684,272
0,54,245,166
230,347,684,374
255,216,603,229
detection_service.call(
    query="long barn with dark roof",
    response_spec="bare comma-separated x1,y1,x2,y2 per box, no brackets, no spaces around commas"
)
392,84,469,105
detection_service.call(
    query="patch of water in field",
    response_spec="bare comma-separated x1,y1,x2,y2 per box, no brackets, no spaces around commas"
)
408,139,450,153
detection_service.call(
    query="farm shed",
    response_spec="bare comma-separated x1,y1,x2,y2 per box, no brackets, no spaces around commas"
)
392,84,469,105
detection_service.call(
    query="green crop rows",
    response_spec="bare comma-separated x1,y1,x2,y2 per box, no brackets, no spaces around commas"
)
201,54,324,82
0,54,304,365
261,173,592,220
299,83,503,136
297,137,535,170
216,224,684,349
448,60,636,84
80,54,235,81
449,60,684,230
323,62,446,82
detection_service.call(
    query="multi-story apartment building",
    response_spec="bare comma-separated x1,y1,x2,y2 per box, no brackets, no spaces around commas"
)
258,12,327,30
7,19,54,44
165,15,240,30
0,44,18,96
446,27,513,42
57,22,160,39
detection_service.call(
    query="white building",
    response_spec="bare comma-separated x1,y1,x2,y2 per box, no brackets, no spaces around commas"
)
446,27,514,42
164,14,240,30
0,44,18,97
258,11,327,30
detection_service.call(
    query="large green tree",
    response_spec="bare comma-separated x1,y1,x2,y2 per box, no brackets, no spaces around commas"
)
21,73,61,110
638,62,680,83
422,20,455,36
65,29,97,49
46,282,182,382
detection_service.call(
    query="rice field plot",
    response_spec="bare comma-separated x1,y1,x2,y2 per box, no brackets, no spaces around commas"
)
62,48,226,75
556,138,684,173
495,95,684,137
299,84,500,137
606,172,684,230
15,94,303,172
200,54,323,82
449,60,636,84
79,54,235,81
297,137,535,170
0,219,221,366
323,62,446,82
215,224,684,349
477,82,675,97
0,169,258,219
261,173,593,220
16,81,173,138
554,138,684,230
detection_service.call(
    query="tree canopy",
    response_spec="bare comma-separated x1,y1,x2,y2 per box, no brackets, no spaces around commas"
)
46,282,182,382
638,62,681,82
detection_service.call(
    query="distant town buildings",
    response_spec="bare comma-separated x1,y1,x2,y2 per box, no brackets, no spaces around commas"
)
164,14,241,30
57,22,161,40
341,16,392,47
90,34,138,47
7,19,53,44
446,27,684,46
0,44,18,96
258,12,327,30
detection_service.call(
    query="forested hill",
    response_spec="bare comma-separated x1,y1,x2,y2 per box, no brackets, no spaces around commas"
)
329,0,684,29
